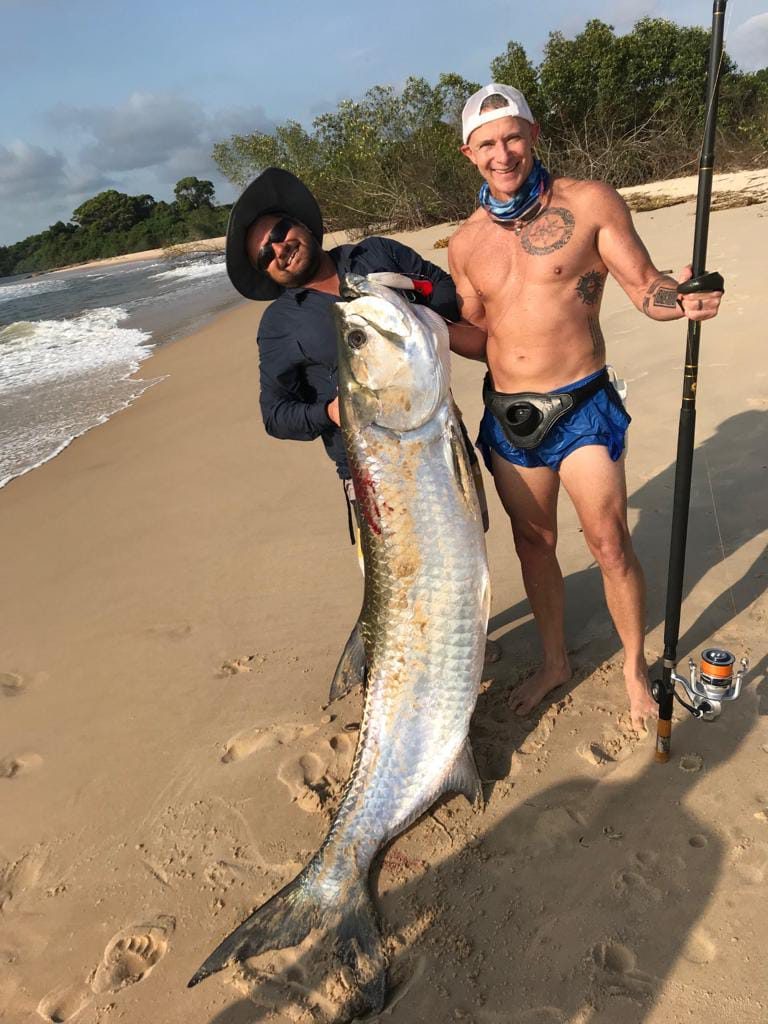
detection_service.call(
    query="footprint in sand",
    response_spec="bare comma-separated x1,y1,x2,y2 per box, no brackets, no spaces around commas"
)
612,849,663,902
590,940,654,1002
0,752,43,779
37,916,174,1020
0,672,27,698
217,654,264,678
36,980,92,1023
234,939,372,1023
730,842,768,885
91,915,174,994
517,698,572,756
578,715,643,767
682,927,717,965
679,752,704,773
0,847,48,913
278,732,355,815
221,722,319,764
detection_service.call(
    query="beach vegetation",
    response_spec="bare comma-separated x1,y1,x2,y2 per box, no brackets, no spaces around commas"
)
210,16,767,237
0,179,230,277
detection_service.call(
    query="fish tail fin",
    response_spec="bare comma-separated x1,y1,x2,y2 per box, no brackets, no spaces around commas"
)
335,877,388,1014
188,867,388,1013
187,867,323,988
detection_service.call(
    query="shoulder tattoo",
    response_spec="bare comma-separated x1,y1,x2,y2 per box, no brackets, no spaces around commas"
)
520,208,575,255
642,275,679,315
587,316,606,360
576,269,606,305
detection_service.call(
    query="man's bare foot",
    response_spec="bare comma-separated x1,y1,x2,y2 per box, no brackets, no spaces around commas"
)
510,660,572,716
626,673,658,732
484,638,502,665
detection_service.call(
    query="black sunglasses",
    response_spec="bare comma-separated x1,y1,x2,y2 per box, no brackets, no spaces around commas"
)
255,217,296,272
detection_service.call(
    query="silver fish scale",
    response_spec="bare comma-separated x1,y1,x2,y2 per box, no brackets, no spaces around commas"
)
321,404,489,887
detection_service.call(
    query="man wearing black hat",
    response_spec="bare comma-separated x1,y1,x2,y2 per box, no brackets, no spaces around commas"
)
226,168,500,661
226,167,483,487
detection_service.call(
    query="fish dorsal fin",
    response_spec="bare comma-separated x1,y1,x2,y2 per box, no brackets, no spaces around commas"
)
444,738,483,808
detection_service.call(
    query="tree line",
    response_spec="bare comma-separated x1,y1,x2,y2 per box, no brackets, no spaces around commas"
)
2,17,766,277
214,18,767,236
0,177,229,277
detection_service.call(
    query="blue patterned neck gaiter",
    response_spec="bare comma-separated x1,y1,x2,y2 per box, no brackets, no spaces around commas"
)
478,159,550,223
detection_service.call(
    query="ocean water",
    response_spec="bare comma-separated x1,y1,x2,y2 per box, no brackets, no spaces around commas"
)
0,252,242,488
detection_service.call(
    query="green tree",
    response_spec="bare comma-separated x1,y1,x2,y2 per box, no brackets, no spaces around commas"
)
173,176,215,211
489,42,540,114
72,190,154,233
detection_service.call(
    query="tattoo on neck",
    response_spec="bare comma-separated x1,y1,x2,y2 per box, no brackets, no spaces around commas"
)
576,269,606,305
643,275,679,315
588,316,606,360
521,208,575,255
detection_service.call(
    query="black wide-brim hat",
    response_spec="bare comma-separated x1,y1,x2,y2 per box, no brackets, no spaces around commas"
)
225,167,324,301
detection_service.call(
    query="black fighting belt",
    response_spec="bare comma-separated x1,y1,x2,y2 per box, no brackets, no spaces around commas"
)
483,368,610,450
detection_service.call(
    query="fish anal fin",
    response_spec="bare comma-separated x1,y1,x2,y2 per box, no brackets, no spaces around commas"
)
444,738,483,808
328,621,367,703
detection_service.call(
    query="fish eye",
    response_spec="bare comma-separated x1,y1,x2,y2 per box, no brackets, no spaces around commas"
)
347,329,367,350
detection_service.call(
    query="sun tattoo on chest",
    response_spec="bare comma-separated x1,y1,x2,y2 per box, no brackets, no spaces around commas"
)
576,270,607,305
520,208,575,255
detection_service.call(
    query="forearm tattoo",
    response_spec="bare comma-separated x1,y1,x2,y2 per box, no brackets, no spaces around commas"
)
576,269,606,305
588,316,606,360
521,208,575,255
642,275,679,315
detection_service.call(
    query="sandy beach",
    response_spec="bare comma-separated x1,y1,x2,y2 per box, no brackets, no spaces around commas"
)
1,175,767,1024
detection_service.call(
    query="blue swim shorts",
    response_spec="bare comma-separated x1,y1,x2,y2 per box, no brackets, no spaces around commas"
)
477,367,631,471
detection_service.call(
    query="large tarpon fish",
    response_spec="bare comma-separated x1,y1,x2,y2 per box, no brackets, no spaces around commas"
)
188,274,490,1016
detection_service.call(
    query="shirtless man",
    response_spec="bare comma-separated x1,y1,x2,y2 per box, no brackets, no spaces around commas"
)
449,84,723,730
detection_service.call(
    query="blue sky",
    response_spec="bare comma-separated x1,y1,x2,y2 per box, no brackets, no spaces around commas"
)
1,0,766,244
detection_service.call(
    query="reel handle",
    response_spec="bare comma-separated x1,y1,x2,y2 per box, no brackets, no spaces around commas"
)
677,271,725,295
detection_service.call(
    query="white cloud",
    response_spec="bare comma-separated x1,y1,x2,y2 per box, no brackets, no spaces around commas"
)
0,93,274,242
0,141,67,198
729,13,768,71
48,92,274,180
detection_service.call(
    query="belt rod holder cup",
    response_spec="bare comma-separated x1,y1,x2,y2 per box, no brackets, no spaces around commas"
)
673,648,748,720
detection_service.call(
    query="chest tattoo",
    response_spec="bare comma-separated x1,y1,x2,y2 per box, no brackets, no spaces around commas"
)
576,269,606,305
520,208,575,255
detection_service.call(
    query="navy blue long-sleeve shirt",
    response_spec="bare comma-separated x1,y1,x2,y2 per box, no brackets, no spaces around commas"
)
257,235,458,479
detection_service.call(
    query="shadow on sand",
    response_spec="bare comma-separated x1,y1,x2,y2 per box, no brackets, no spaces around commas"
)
201,411,766,1023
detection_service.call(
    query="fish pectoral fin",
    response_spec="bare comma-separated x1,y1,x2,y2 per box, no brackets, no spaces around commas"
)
444,738,483,808
448,423,473,509
328,621,367,703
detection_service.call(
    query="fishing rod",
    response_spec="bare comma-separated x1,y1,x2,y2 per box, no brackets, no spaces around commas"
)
651,0,749,762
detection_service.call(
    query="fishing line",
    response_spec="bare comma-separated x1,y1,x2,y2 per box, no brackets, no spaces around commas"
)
697,0,737,163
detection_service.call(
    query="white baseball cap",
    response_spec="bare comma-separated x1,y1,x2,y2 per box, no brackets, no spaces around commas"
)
461,84,535,144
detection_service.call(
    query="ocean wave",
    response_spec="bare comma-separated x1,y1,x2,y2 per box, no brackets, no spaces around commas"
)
151,258,226,282
0,306,153,391
0,277,71,304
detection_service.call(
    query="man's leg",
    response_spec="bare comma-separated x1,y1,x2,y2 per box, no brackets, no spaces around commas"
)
490,451,572,714
558,445,656,731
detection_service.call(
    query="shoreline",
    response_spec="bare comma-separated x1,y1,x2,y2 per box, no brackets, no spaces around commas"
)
1,190,766,1023
21,166,768,277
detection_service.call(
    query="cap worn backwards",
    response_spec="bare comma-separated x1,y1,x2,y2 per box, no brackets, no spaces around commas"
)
461,84,535,145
